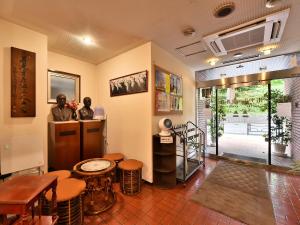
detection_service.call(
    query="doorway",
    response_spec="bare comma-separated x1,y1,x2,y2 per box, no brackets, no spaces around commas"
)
217,84,269,163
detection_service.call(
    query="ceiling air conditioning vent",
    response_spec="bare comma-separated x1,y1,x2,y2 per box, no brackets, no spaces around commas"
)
203,9,290,56
222,54,261,64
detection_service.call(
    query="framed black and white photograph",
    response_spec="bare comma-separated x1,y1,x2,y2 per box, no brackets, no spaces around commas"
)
109,70,148,97
47,70,81,103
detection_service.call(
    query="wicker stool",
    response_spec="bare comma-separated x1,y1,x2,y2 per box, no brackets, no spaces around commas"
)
118,159,143,195
44,170,71,181
43,178,86,225
103,153,124,182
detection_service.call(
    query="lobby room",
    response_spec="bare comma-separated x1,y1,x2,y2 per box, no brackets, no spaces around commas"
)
0,0,300,225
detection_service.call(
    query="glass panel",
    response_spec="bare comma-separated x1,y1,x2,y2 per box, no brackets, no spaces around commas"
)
218,84,268,164
270,78,295,167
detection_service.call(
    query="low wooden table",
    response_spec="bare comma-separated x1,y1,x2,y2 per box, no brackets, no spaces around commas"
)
0,175,58,225
73,158,116,215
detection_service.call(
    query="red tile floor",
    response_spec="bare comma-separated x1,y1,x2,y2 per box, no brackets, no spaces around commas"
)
84,159,300,225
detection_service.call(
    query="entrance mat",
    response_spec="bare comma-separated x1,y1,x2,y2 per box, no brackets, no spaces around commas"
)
222,152,267,164
191,161,276,225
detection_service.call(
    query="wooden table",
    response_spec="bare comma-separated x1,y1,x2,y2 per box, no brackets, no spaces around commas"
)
0,175,58,225
73,158,116,215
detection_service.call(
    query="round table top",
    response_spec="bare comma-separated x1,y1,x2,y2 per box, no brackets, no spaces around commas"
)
44,170,71,181
73,158,116,176
118,159,143,170
45,178,86,202
103,153,124,161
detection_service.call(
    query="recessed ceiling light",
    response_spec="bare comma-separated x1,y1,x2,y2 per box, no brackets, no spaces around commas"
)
207,57,219,66
258,44,278,55
233,52,243,58
266,0,282,8
82,36,93,45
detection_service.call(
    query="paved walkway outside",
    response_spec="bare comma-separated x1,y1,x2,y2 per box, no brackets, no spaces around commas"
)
206,134,294,167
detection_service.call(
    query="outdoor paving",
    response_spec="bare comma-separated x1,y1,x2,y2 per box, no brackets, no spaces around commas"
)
206,133,294,167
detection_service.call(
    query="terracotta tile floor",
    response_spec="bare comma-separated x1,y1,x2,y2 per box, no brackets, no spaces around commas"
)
84,159,300,225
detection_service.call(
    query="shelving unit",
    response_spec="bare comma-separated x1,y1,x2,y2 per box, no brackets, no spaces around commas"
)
152,121,205,187
172,121,205,182
153,134,177,188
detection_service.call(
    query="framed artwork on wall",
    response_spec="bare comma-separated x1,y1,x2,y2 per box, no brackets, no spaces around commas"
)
11,47,36,117
109,70,148,97
154,66,183,115
47,70,81,103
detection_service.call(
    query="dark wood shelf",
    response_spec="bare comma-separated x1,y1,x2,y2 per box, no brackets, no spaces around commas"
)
153,135,176,188
154,151,175,156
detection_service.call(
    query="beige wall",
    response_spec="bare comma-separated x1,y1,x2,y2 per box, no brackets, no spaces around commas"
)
0,19,196,182
151,43,196,134
0,19,99,174
96,43,153,182
0,19,48,173
47,51,97,120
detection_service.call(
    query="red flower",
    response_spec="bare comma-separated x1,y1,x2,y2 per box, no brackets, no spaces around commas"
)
66,100,79,111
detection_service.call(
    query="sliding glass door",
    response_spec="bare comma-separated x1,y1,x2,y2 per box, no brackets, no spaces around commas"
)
198,77,298,167
217,84,269,163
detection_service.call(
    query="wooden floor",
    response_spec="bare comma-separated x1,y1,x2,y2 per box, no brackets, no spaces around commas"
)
84,158,300,225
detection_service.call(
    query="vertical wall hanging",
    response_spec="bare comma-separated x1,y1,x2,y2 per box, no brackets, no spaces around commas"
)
11,47,36,117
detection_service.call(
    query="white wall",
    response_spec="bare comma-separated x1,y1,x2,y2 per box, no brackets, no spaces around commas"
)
0,19,48,174
152,43,196,134
96,43,153,182
47,51,98,119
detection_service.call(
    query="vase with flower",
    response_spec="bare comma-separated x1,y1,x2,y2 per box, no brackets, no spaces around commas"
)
66,100,79,120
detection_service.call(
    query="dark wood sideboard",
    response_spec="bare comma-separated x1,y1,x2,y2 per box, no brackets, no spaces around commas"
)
80,120,105,160
48,121,80,170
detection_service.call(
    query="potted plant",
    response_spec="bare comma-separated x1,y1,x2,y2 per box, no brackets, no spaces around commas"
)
242,109,249,117
208,104,226,146
270,115,292,156
233,110,239,117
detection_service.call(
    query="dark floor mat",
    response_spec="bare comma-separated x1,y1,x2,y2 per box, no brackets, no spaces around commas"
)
222,152,267,164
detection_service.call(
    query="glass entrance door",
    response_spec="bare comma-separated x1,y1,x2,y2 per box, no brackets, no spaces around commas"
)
217,84,269,164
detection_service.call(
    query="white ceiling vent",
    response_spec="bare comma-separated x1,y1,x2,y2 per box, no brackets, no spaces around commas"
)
175,41,207,57
203,9,290,56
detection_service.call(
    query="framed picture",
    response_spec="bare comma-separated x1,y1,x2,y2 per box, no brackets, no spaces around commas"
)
110,70,148,97
11,47,36,117
154,66,183,115
47,70,80,104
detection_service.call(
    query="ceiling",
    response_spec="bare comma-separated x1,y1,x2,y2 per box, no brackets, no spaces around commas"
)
0,0,299,72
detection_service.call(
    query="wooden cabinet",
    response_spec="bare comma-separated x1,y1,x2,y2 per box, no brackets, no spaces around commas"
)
48,121,80,170
80,120,105,160
153,135,176,188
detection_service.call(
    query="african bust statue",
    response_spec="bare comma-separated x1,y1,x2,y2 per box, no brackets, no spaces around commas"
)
79,97,94,120
51,94,72,121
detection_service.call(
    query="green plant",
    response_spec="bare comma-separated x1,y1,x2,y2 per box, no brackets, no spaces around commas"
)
270,115,292,145
208,95,226,143
260,89,291,114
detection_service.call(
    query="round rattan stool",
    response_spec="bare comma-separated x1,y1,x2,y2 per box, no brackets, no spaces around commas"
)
44,170,71,181
43,178,86,225
118,159,143,195
103,153,124,182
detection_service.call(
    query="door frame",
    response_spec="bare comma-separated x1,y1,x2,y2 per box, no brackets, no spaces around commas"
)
213,83,271,164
